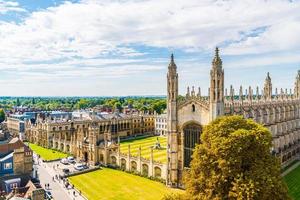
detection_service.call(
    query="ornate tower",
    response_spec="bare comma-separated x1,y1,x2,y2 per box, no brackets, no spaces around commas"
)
167,54,179,187
209,47,224,121
264,72,272,100
294,70,300,99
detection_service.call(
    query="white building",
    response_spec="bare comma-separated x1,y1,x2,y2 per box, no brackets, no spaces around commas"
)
154,114,167,136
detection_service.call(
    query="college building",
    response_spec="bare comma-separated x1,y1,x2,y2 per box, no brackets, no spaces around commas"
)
166,48,300,187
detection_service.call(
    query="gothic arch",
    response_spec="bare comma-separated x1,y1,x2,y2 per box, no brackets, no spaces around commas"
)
131,161,137,171
181,121,202,167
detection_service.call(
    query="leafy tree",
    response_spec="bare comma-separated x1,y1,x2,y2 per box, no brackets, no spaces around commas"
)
114,102,122,112
76,99,90,109
0,109,5,123
16,98,20,106
182,115,290,200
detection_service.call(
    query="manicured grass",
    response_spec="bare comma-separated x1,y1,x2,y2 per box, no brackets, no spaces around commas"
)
28,143,68,161
120,136,167,163
284,164,300,199
69,168,180,200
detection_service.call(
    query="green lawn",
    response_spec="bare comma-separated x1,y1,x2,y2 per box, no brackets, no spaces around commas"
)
284,164,300,200
120,136,167,163
28,143,68,161
69,168,180,200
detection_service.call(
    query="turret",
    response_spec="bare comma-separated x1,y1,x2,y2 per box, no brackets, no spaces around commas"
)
167,54,179,187
264,72,272,100
294,70,300,99
209,47,224,121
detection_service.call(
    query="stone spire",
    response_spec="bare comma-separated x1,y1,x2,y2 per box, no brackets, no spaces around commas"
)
166,53,179,187
191,86,195,96
212,47,222,70
256,86,259,100
186,86,190,97
230,85,234,101
197,87,201,97
239,86,243,101
264,72,272,100
294,70,300,99
248,86,253,101
210,47,224,120
169,53,176,69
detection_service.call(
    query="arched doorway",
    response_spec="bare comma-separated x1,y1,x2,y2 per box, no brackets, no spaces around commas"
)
84,152,88,162
154,166,161,178
142,164,148,176
183,123,202,167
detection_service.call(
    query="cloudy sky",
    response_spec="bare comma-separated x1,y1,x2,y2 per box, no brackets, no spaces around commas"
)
0,0,300,96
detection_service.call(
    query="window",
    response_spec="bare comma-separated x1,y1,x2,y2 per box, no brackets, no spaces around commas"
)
4,162,12,170
10,183,17,189
192,104,195,112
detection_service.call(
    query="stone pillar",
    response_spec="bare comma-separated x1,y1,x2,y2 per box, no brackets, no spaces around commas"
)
127,145,131,171
138,146,141,174
149,147,154,177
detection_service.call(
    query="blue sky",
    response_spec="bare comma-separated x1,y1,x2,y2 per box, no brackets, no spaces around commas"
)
0,0,300,96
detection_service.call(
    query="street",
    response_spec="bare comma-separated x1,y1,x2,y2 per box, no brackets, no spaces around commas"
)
34,155,86,200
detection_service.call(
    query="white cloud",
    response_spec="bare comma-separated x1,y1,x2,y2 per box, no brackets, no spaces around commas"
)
0,0,26,14
0,0,300,95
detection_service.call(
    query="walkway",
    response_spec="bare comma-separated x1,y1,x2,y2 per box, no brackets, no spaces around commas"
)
34,154,86,200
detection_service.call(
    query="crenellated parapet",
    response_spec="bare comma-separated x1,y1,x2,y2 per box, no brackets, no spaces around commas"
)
177,86,209,110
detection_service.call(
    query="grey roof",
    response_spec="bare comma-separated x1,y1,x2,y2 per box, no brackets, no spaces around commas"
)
0,152,13,162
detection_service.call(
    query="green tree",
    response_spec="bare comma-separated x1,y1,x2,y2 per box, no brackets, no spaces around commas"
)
16,98,20,106
76,99,90,109
182,115,290,200
114,102,122,112
0,109,5,123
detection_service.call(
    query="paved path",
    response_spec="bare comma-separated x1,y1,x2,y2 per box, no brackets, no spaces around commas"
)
281,161,300,176
34,155,86,200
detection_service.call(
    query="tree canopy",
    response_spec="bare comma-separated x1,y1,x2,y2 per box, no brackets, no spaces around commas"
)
0,96,166,114
165,115,290,200
0,109,5,123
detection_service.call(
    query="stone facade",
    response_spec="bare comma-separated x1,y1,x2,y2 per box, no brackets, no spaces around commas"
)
13,147,33,175
25,112,155,165
6,117,24,138
166,48,300,187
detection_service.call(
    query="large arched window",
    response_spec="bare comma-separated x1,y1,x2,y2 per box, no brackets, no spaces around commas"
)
183,123,202,167
192,104,195,112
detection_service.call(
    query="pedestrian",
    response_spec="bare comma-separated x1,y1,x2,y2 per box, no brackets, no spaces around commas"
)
73,191,75,196
79,190,81,196
52,176,55,182
44,184,47,189
47,183,50,189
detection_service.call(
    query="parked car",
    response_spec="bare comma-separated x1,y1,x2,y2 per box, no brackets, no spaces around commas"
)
62,168,70,174
74,163,85,171
60,158,69,165
45,191,53,199
67,156,75,163
83,164,88,169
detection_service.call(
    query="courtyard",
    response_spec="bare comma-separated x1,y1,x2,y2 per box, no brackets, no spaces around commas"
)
120,136,167,163
284,163,300,200
69,167,180,200
28,143,68,161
